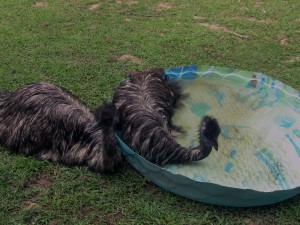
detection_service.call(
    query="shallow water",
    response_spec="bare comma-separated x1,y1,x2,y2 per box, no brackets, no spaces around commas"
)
164,78,300,192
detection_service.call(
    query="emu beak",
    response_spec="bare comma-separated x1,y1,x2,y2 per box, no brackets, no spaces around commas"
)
212,139,218,151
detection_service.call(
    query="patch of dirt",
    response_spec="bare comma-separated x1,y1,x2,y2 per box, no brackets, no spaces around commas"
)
91,209,126,224
23,201,39,211
115,0,122,4
109,48,118,55
193,15,206,20
24,170,52,189
33,2,49,7
260,18,273,23
228,16,273,24
247,17,273,23
88,3,100,10
77,206,92,220
254,0,263,7
244,219,263,225
103,210,125,225
88,24,96,30
280,38,288,46
199,22,249,39
82,206,92,214
240,7,249,11
277,32,289,47
156,2,173,12
126,0,138,6
283,56,300,64
111,54,144,65
49,219,59,225
31,177,52,189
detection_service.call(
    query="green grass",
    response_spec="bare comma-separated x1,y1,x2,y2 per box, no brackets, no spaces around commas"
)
0,0,299,224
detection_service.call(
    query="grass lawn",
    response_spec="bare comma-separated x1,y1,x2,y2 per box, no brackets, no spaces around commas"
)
0,0,299,224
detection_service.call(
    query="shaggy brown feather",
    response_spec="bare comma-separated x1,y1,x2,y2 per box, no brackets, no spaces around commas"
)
0,82,121,173
113,68,221,166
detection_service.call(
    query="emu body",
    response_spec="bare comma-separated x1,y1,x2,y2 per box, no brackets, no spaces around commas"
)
0,82,121,173
113,68,221,166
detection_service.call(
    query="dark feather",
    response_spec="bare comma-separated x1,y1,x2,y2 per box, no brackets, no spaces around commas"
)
0,82,122,173
113,68,221,166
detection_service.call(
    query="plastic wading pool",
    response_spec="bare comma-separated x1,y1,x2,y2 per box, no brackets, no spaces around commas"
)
115,65,300,207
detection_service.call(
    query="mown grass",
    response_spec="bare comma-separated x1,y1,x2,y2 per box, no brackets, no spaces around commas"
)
0,0,299,224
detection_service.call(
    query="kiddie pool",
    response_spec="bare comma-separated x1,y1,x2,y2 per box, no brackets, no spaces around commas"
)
115,65,300,207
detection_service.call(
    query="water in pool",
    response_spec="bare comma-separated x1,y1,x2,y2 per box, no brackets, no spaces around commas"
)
163,77,300,192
